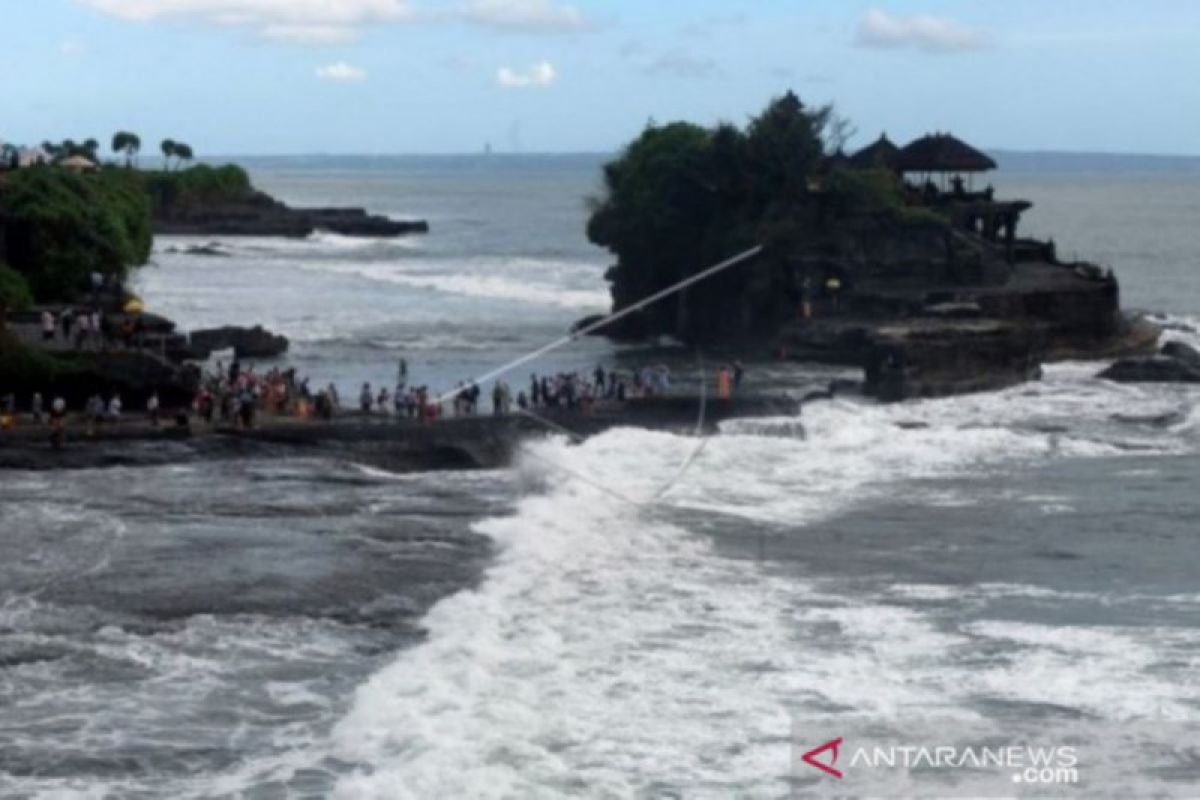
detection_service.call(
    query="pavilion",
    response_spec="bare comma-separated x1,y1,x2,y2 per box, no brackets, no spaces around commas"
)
894,132,997,190
848,133,900,171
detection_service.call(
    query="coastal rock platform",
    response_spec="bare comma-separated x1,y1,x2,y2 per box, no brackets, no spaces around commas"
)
0,395,799,472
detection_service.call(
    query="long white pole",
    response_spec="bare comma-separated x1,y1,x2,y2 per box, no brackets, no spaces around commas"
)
435,245,763,403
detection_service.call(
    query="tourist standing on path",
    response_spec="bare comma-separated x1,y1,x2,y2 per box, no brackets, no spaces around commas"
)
733,361,745,391
74,313,89,349
49,397,67,449
716,366,733,401
85,395,104,436
146,392,160,427
41,310,56,342
60,309,74,341
31,393,44,425
107,394,123,422
359,383,373,414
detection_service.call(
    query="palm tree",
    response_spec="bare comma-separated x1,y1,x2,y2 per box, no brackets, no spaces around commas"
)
112,131,141,167
161,138,177,170
174,142,194,168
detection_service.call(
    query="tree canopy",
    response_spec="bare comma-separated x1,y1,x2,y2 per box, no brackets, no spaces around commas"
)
589,93,832,338
0,264,34,314
0,168,152,302
112,131,142,166
587,92,913,340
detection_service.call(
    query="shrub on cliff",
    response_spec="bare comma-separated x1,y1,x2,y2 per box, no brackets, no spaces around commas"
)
0,329,81,389
0,264,34,315
0,169,152,302
142,164,253,215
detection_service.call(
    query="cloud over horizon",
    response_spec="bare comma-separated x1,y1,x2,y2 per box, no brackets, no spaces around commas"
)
496,60,557,88
855,9,992,54
462,0,588,33
315,61,368,81
77,0,590,42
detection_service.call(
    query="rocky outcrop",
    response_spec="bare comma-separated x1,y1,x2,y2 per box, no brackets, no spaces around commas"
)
154,190,429,238
1099,342,1200,384
1161,341,1200,371
186,326,289,360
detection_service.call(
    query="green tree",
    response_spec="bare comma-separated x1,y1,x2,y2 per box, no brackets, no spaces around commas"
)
112,131,141,167
587,91,865,341
0,264,34,329
161,138,177,170
174,142,194,168
0,169,152,302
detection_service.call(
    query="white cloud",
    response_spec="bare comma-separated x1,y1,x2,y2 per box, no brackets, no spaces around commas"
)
58,39,86,56
496,61,557,88
263,24,359,45
78,0,592,41
316,61,368,81
78,0,412,43
463,0,588,33
855,9,991,54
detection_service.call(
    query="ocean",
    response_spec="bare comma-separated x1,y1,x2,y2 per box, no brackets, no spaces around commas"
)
1,154,1198,798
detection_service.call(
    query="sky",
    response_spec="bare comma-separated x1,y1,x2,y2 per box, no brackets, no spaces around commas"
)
3,0,1199,156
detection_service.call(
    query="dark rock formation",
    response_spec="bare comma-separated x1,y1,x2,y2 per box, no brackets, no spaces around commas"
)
1161,341,1200,371
165,243,231,257
186,325,289,360
1098,355,1200,384
154,190,429,238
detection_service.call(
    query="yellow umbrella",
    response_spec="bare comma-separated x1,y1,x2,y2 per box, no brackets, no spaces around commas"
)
123,298,145,314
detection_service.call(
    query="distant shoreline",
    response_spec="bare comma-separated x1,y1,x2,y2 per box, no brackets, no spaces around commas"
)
200,149,1200,176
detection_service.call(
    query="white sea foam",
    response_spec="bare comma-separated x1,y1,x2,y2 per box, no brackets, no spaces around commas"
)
329,372,1197,797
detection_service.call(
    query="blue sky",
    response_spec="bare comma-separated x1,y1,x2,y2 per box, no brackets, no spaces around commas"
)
4,0,1199,156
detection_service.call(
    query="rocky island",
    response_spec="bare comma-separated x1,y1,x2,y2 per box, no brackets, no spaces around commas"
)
584,92,1160,400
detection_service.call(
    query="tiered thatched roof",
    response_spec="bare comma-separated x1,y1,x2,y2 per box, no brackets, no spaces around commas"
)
894,133,996,173
848,134,900,170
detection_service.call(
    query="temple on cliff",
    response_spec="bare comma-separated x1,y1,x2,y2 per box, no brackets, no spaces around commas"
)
778,130,1150,401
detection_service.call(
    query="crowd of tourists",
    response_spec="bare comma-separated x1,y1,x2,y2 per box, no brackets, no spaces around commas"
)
1,355,747,446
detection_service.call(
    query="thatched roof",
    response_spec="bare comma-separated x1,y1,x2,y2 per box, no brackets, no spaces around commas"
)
895,133,996,173
848,134,899,170
61,155,97,172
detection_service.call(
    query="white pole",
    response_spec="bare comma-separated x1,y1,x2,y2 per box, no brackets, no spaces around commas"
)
435,245,764,403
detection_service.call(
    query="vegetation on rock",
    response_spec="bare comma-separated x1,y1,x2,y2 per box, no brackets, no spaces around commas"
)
587,92,937,341
141,164,253,216
0,168,152,302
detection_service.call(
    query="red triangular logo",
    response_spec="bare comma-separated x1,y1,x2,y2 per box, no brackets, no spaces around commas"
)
801,737,844,779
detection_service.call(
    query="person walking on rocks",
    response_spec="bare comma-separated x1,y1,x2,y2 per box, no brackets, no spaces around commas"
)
360,383,373,414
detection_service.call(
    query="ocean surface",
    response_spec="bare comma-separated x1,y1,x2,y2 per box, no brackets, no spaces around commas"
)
2,155,1199,798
